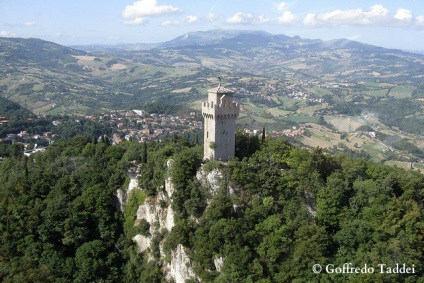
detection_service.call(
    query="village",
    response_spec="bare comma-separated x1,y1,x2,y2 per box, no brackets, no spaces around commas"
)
0,106,307,157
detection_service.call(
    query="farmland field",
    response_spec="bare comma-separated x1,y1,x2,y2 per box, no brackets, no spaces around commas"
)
388,86,414,99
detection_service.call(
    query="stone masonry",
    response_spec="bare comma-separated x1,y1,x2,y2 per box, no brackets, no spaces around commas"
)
202,84,240,161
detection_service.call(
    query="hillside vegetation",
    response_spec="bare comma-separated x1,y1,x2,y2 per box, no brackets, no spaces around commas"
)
0,135,423,282
1,31,424,115
2,30,424,166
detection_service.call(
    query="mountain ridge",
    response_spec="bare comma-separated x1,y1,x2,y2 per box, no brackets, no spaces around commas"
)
0,37,86,68
69,29,415,55
2,29,424,169
1,29,424,117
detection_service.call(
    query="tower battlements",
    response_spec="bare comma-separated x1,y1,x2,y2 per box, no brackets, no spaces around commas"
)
202,101,240,116
202,84,240,161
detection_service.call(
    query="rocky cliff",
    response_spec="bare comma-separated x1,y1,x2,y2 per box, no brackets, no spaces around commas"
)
121,160,225,283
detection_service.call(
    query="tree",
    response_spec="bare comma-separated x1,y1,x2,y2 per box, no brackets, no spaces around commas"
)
74,240,108,283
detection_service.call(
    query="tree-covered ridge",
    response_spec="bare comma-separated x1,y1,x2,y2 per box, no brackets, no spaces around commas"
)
0,137,129,282
0,135,201,282
0,97,34,118
159,138,424,282
0,37,85,69
0,135,423,282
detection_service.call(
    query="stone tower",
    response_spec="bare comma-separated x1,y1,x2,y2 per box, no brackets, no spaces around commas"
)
202,84,240,161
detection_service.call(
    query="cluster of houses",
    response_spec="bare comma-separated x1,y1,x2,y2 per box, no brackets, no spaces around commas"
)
243,126,304,138
282,126,305,137
2,130,53,153
0,109,204,156
0,115,12,126
87,109,204,144
232,78,345,105
287,91,324,103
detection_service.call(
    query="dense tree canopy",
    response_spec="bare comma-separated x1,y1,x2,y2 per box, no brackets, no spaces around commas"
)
164,138,424,282
0,134,423,282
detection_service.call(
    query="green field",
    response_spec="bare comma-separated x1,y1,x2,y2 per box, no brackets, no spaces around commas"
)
362,140,388,162
388,86,414,99
364,88,389,97
286,115,320,123
303,87,334,96
46,106,66,115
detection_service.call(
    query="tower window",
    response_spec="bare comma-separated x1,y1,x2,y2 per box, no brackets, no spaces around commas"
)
207,131,209,138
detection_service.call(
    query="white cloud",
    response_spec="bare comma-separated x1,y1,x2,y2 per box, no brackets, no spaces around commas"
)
303,5,389,27
122,0,182,19
256,15,270,24
23,21,37,27
394,8,413,22
161,15,198,26
277,2,287,11
184,15,198,24
124,17,147,25
278,11,297,24
206,12,220,21
226,12,251,24
416,16,424,27
4,21,37,28
160,20,173,26
0,31,13,36
303,13,317,26
226,12,269,25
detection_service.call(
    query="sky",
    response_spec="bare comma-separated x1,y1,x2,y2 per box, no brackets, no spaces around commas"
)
1,0,424,50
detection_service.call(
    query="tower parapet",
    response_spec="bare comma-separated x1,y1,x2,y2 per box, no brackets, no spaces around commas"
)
202,84,240,161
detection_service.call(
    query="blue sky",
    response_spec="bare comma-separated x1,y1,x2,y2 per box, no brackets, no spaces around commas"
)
1,0,424,50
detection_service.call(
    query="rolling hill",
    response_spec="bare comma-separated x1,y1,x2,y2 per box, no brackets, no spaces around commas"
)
1,30,424,116
2,29,424,166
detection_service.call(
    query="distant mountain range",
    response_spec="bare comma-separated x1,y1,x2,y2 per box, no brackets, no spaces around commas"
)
71,29,424,84
3,29,419,84
1,29,424,116
0,37,85,69
72,29,398,53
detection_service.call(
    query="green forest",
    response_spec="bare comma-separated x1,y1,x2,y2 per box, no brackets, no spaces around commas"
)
0,134,423,282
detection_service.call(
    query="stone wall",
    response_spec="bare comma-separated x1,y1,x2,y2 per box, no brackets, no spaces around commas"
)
202,85,240,161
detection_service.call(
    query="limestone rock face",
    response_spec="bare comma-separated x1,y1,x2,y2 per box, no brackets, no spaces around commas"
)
304,191,316,217
135,196,175,235
196,166,223,194
116,168,140,212
128,173,139,192
133,172,175,249
124,160,233,282
166,244,197,283
115,189,127,212
132,234,151,253
214,256,224,273
131,159,197,283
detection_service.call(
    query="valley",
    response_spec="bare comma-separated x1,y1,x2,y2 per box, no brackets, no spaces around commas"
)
1,30,424,167
2,28,424,282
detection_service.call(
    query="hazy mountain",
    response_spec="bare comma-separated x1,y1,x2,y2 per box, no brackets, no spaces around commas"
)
70,42,158,52
0,37,86,69
157,29,287,48
2,30,424,166
107,29,396,54
83,29,423,83
1,29,424,117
